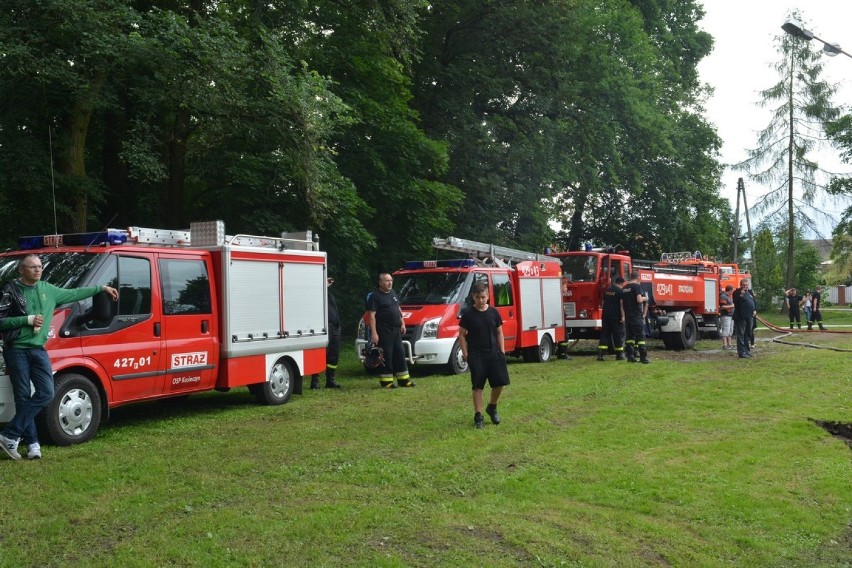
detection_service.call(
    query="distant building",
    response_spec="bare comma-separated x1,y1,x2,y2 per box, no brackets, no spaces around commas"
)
805,239,833,270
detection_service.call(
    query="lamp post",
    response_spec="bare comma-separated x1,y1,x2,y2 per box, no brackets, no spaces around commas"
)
782,18,852,59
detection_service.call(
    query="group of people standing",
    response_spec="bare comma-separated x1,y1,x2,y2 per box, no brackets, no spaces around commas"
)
784,287,826,331
366,274,510,429
720,279,758,358
596,270,650,364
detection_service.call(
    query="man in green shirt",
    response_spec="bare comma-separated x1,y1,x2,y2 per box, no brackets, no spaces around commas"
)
0,254,117,460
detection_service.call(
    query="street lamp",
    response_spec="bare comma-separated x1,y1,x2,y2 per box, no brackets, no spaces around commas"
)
782,18,852,59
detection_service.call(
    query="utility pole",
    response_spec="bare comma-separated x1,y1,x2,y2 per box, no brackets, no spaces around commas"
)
733,178,742,262
733,178,755,276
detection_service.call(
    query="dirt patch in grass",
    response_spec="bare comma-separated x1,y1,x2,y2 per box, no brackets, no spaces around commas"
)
811,419,852,452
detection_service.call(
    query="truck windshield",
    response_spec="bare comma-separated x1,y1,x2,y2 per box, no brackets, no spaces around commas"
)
0,252,101,289
561,255,598,282
397,272,467,305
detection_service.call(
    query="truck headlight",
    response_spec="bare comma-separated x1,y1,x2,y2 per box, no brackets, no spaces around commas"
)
421,317,440,339
579,309,588,319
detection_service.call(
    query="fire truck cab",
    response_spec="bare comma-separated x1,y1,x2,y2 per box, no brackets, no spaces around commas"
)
0,221,328,445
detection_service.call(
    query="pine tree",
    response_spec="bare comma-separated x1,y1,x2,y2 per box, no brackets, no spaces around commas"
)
735,11,842,288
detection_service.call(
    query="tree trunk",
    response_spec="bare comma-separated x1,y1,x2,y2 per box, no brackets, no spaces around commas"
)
102,104,131,226
165,109,190,228
60,74,105,232
786,49,796,288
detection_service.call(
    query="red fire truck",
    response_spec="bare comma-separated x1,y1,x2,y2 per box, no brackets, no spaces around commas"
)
550,247,750,349
355,237,565,374
0,221,328,445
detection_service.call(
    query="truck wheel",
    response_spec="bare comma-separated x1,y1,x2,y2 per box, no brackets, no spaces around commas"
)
40,373,102,446
524,335,553,363
671,313,697,349
255,358,294,405
446,340,469,375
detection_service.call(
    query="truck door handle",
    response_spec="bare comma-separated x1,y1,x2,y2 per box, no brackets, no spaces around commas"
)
154,322,161,337
202,320,209,334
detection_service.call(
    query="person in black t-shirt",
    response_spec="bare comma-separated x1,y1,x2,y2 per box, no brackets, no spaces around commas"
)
809,287,825,330
459,283,510,429
368,273,413,388
597,277,625,361
622,271,649,364
784,287,803,330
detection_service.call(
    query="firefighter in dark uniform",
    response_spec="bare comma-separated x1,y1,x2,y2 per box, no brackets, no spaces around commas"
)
311,277,342,389
368,273,413,388
597,276,625,361
622,270,649,364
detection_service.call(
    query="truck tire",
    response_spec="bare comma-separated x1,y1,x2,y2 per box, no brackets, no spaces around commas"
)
671,313,697,350
254,358,295,406
446,339,469,375
523,335,553,363
39,373,102,446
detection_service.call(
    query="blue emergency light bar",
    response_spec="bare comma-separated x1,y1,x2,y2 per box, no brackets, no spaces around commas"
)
18,230,129,250
403,259,478,270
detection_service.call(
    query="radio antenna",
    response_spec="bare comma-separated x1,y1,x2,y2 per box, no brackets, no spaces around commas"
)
48,126,58,235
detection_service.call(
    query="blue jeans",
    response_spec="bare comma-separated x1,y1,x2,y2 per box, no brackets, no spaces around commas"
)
2,346,54,445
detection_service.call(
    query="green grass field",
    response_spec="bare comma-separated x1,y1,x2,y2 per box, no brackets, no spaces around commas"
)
0,322,850,567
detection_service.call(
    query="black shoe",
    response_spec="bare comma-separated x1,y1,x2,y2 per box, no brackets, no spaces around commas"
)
310,376,321,390
325,380,341,389
380,381,396,389
615,353,625,361
596,353,605,361
474,413,484,429
397,380,416,388
640,358,650,364
485,403,501,425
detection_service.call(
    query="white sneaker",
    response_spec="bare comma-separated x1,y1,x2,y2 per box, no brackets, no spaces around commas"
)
27,443,42,460
0,433,21,460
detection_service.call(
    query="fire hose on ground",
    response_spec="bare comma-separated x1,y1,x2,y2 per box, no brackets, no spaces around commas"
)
755,314,852,353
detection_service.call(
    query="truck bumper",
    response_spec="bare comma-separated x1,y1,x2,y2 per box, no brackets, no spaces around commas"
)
0,374,16,423
563,319,602,339
355,337,456,366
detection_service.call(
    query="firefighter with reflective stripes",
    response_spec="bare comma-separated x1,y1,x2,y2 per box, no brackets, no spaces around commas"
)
368,273,413,388
622,270,649,364
311,277,342,389
597,276,625,361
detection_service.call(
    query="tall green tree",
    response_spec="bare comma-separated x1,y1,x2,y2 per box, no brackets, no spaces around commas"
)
413,0,724,258
736,11,842,288
0,0,138,233
752,228,783,310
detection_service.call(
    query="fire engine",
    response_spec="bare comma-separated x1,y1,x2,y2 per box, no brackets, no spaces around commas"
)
0,221,328,445
355,237,565,374
549,247,751,349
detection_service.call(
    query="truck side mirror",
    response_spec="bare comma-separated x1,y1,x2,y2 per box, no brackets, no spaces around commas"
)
90,291,114,323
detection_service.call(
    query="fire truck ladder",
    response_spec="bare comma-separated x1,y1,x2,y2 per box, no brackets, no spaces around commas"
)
432,236,554,265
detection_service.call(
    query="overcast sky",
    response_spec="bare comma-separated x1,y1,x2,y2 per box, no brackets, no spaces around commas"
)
697,0,852,238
